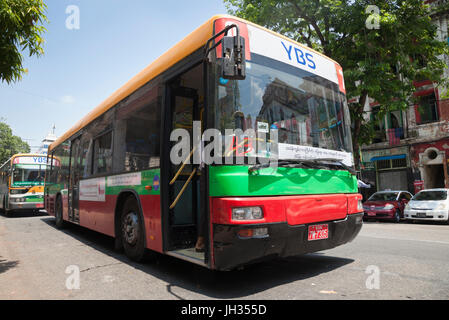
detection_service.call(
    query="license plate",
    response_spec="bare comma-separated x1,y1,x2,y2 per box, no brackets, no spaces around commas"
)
368,212,376,216
416,212,427,218
308,224,329,241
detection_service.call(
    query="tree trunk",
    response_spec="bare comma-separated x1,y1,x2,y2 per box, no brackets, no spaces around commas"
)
352,92,368,171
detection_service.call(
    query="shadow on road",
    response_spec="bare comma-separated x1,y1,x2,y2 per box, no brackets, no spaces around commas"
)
40,216,354,299
0,210,48,219
0,257,19,274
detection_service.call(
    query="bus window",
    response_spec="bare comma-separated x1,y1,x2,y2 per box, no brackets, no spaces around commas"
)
93,131,113,175
114,82,161,173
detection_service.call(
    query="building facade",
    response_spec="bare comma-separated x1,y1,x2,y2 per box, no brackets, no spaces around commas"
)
359,0,449,198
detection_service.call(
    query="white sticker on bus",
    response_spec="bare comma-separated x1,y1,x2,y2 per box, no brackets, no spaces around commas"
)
107,172,141,187
278,143,354,167
79,177,106,202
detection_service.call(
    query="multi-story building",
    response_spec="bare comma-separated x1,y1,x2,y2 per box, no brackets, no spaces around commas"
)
359,0,449,198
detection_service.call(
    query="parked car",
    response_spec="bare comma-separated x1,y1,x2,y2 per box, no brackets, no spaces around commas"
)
363,191,413,223
404,189,449,224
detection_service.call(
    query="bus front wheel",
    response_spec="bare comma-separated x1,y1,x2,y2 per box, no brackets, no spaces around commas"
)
121,197,146,262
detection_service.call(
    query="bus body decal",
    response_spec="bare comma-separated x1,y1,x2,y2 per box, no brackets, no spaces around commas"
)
79,178,106,202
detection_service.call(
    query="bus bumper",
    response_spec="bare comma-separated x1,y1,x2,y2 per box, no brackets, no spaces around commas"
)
8,201,44,211
212,213,363,271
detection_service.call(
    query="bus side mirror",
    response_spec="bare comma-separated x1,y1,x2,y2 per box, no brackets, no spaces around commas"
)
221,35,246,80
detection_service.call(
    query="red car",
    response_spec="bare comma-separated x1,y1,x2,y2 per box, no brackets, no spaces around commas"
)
363,191,413,223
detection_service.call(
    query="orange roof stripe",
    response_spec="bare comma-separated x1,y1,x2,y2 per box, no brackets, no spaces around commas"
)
49,14,339,152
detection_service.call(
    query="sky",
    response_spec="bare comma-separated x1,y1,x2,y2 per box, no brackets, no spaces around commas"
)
0,0,229,151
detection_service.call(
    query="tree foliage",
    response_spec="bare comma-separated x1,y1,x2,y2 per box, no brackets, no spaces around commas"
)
0,119,30,165
0,0,48,83
224,0,449,167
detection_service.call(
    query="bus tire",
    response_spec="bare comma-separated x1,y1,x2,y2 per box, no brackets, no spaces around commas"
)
121,197,147,262
55,196,66,229
3,199,11,217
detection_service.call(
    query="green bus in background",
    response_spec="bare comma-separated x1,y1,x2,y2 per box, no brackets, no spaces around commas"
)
0,154,47,216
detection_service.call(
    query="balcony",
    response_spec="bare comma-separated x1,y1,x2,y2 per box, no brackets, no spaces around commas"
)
387,128,404,146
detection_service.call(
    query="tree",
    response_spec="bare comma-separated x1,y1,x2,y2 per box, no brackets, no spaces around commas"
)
224,0,449,168
0,0,48,83
0,120,30,165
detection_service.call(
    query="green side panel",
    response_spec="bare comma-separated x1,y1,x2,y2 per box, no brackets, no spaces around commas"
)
25,196,44,203
209,165,358,197
105,169,161,196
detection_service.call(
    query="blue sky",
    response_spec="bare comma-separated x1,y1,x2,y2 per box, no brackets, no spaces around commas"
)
0,0,228,151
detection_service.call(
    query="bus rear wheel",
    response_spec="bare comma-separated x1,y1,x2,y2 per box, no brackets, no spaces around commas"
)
121,197,146,262
55,196,66,229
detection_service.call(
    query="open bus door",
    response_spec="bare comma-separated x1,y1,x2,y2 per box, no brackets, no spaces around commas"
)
161,63,208,267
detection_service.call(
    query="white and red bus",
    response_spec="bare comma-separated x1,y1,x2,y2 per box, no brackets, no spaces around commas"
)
45,15,363,271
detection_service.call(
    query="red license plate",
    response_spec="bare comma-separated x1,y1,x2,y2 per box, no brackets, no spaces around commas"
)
308,224,329,241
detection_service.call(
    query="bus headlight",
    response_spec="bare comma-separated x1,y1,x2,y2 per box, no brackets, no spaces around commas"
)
232,207,264,220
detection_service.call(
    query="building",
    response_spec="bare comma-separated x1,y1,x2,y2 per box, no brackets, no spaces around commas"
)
37,125,57,156
359,0,449,198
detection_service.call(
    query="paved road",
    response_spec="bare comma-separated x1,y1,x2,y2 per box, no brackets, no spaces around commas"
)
1,211,448,300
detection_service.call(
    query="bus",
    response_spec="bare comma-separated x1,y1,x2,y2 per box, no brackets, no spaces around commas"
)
44,14,363,271
0,154,47,216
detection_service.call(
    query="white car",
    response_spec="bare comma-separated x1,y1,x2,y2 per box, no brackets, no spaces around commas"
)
404,189,449,223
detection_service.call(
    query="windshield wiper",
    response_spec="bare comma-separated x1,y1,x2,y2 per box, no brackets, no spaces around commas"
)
248,159,315,173
304,158,356,175
249,158,356,175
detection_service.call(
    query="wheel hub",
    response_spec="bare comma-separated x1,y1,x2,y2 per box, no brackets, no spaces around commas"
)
122,212,139,245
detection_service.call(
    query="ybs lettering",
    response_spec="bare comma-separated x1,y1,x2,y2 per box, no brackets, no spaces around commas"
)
33,157,46,163
281,41,316,70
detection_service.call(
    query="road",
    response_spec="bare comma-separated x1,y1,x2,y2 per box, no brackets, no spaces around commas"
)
1,211,448,300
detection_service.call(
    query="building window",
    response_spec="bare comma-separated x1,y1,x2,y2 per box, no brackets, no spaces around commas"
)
416,93,439,124
375,156,407,171
371,106,386,143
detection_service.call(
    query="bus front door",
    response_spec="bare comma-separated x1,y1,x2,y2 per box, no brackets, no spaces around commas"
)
162,63,207,265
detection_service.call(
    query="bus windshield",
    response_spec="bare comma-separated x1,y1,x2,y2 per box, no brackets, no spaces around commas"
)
12,164,45,186
214,58,353,154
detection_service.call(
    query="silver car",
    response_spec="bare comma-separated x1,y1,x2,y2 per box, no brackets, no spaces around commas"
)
404,189,449,223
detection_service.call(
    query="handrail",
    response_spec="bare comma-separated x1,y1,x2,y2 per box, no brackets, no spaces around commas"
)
169,146,197,185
